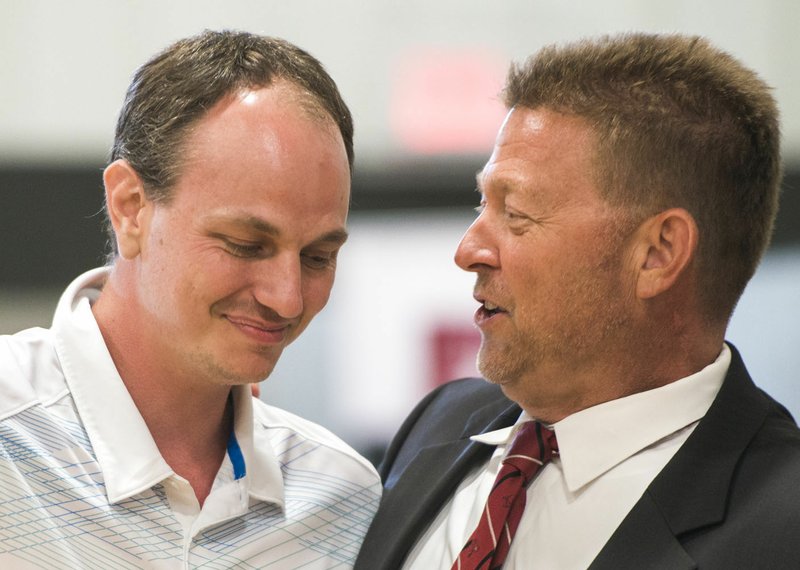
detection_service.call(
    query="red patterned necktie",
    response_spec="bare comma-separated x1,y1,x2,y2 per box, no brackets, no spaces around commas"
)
452,421,558,570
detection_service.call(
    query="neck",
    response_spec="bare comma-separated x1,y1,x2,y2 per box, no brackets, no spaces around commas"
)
92,269,235,506
511,322,725,424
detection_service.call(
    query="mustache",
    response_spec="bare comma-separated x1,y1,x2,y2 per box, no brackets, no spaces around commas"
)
473,274,501,296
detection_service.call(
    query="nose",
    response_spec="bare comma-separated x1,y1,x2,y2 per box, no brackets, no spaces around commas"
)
454,215,498,272
252,254,304,320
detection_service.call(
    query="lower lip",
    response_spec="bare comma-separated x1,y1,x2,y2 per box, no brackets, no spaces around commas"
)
227,318,288,345
474,306,506,327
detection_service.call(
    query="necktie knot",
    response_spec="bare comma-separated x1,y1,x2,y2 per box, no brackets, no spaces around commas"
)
451,421,557,570
502,421,558,486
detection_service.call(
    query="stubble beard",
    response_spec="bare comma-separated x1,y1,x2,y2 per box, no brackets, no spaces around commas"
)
476,267,633,399
186,343,283,387
476,328,537,388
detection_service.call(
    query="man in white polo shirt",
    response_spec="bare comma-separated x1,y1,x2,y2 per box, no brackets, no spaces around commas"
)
0,30,380,568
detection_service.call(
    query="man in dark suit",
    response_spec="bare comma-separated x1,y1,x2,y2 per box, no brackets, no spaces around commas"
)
356,32,800,569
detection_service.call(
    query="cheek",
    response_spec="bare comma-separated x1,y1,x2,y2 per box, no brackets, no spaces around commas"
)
159,256,243,320
508,253,586,317
302,271,336,315
504,250,543,295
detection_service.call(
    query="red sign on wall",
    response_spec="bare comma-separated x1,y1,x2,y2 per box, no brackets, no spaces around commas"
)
429,324,481,388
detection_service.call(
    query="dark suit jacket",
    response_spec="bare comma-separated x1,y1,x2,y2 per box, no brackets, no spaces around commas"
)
355,345,800,569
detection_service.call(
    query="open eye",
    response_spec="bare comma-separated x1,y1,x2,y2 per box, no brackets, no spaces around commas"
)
505,209,527,221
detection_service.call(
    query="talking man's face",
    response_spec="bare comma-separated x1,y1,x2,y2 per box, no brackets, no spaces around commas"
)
455,107,635,413
132,84,350,387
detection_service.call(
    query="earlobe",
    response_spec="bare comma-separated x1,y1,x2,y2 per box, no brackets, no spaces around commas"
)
635,208,698,300
103,159,150,260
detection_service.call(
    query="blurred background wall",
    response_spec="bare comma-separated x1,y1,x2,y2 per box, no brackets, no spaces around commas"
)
2,0,799,463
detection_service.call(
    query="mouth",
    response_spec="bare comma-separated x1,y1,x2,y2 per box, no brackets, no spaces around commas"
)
224,315,291,345
474,297,508,326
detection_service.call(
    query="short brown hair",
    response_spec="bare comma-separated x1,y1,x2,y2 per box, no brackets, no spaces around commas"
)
106,30,353,251
504,33,782,322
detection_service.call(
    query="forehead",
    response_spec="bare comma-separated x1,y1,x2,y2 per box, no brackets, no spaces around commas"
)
188,83,342,153
165,84,351,228
478,107,600,199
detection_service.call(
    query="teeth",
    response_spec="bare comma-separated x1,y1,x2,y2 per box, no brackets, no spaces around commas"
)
484,301,498,311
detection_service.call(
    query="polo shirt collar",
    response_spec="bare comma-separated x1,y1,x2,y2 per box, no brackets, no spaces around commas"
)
229,377,284,506
51,268,284,507
472,345,730,493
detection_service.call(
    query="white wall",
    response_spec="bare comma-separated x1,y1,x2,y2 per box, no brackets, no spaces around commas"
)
1,0,800,165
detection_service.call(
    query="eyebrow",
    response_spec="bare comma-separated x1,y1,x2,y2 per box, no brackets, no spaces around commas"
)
475,170,515,199
311,228,349,247
231,215,281,236
474,169,484,192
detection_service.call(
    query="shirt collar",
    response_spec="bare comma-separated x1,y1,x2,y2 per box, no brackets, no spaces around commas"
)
51,267,285,508
229,381,285,507
471,345,730,492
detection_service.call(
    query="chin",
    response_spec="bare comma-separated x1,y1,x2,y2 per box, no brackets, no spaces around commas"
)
240,365,278,385
477,351,515,385
233,349,283,380
211,361,278,386
481,369,518,390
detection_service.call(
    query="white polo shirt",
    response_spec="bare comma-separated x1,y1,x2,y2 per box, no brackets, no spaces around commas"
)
0,268,381,569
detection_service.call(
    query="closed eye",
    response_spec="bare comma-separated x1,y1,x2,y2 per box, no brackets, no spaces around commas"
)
221,238,264,258
302,250,339,270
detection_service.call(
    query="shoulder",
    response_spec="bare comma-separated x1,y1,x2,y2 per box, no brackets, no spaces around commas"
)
429,377,507,405
378,378,515,479
395,378,510,438
693,400,800,566
716,382,800,523
0,328,65,420
712,350,800,506
738,397,800,489
727,351,800,478
251,398,380,486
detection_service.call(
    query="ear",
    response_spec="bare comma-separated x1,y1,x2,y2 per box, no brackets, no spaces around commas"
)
633,208,699,300
103,159,150,260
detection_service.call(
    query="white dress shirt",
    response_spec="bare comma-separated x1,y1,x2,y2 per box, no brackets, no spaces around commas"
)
404,346,730,569
0,268,381,569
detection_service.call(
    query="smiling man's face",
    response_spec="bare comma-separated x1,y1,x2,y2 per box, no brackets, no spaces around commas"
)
128,84,351,387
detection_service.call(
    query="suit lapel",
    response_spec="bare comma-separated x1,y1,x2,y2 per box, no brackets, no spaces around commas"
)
375,398,520,570
589,492,696,570
590,345,769,569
